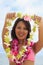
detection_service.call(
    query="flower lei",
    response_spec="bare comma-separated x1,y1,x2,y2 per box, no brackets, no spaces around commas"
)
10,39,34,64
5,39,34,65
3,12,39,65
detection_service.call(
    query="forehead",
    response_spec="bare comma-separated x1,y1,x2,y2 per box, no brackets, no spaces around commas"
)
16,21,26,27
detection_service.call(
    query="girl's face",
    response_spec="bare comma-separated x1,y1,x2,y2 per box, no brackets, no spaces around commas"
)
15,21,28,40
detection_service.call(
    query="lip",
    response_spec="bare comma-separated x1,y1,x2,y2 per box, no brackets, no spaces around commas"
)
18,33,24,37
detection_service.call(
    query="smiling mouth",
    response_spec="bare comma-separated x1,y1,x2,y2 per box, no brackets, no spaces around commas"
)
18,33,24,37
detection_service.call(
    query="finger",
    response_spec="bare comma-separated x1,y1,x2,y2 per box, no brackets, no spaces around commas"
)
6,13,16,19
6,13,12,19
34,15,41,22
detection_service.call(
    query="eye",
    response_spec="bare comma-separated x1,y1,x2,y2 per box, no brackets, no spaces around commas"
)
17,27,21,29
23,27,27,30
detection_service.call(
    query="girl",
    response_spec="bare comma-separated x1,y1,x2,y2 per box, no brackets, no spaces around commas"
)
2,13,43,65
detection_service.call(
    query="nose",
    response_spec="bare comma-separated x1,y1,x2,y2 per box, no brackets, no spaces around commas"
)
20,28,24,32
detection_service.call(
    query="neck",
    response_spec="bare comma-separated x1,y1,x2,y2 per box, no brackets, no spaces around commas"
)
18,39,26,45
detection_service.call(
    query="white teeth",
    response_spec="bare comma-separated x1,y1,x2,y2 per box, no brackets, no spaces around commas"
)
19,34,23,36
19,34,24,36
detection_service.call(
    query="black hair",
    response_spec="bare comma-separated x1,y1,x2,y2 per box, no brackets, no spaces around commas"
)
11,18,31,40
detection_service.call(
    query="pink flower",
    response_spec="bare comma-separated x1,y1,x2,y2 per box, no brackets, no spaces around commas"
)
24,16,31,21
11,49,18,56
30,42,34,47
13,51,18,56
12,39,18,46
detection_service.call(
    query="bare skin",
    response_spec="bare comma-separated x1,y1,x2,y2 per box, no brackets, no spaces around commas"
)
15,21,28,42
2,13,43,65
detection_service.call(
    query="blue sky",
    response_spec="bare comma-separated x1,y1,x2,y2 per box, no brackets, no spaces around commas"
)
0,0,43,55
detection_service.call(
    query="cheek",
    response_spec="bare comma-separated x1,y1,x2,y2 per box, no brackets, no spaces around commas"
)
15,29,19,35
24,31,28,37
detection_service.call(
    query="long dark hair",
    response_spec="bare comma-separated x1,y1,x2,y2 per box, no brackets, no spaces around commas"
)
11,18,31,40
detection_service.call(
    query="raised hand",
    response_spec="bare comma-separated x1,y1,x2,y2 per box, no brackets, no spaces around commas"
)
5,12,16,19
33,15,41,22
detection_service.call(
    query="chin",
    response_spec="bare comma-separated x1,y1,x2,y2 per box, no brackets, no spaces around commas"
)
18,37,25,40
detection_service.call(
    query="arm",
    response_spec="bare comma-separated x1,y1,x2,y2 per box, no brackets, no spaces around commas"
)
2,13,16,65
2,12,16,50
33,16,43,54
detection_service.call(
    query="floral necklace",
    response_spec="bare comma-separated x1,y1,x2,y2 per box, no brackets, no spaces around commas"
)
6,39,33,65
